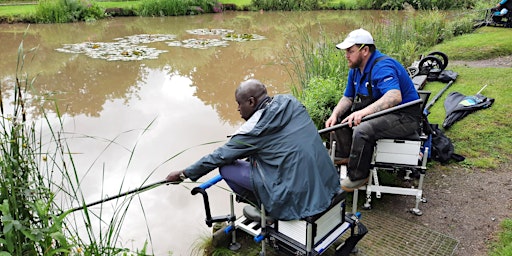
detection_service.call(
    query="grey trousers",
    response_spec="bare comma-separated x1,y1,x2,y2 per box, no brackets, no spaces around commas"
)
334,109,421,181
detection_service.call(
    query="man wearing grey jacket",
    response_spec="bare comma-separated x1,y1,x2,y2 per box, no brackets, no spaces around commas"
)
166,79,340,221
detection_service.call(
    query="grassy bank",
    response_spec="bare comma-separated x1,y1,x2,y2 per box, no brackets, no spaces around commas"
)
0,0,483,23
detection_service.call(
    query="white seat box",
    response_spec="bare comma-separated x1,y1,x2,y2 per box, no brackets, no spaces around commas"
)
375,139,421,166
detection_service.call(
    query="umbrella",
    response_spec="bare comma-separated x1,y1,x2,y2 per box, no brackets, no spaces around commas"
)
442,85,495,129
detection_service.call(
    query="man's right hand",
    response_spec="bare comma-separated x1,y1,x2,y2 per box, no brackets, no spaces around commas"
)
325,115,338,128
166,170,185,183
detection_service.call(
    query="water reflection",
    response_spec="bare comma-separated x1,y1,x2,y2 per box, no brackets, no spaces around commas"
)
0,10,406,255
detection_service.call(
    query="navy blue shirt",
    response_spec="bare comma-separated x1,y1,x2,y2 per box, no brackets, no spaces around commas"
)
344,49,419,104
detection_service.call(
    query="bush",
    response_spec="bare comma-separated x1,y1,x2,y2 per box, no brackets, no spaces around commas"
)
251,0,319,11
138,0,220,16
356,0,474,10
35,0,104,23
300,77,343,129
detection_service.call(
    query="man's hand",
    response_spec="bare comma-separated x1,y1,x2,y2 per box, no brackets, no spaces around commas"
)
341,109,369,127
325,115,338,128
325,96,353,128
166,170,186,183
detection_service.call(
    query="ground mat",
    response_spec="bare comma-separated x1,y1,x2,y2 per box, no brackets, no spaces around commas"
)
347,210,459,256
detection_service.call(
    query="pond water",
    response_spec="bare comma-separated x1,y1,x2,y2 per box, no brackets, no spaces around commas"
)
1,10,406,255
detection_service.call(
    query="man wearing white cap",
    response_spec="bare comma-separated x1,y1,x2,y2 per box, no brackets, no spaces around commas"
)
325,28,421,191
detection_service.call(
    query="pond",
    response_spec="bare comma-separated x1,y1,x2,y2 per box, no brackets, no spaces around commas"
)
1,10,406,255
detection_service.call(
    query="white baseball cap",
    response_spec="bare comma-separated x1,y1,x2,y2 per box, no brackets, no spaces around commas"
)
336,28,374,50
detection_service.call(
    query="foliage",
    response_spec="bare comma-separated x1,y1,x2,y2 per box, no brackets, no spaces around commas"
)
286,27,347,95
301,77,343,129
0,37,73,256
0,34,168,255
35,0,105,23
490,219,512,256
137,0,221,16
447,15,476,36
355,0,475,10
412,11,448,47
251,0,319,11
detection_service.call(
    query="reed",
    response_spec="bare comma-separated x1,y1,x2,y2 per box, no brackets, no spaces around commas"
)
0,34,162,255
0,33,72,255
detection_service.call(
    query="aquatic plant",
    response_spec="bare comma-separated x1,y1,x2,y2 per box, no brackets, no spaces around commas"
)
0,32,73,256
56,31,267,60
1,32,172,255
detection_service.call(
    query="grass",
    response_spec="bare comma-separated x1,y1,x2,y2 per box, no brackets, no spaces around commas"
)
424,26,512,169
490,219,512,256
0,4,34,16
431,26,512,60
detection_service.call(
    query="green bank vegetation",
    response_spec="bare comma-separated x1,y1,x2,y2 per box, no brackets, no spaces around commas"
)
0,0,484,23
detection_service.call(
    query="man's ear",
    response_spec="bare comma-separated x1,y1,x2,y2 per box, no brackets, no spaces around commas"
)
248,96,256,107
362,46,370,57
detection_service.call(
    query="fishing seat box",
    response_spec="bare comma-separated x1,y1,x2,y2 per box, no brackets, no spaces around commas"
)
374,139,421,166
268,191,350,254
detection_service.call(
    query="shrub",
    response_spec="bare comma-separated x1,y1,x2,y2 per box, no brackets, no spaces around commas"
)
35,0,104,23
300,77,343,129
251,0,319,11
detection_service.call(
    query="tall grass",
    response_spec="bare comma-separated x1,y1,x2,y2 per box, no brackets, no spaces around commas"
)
285,27,347,129
0,35,162,255
0,35,72,256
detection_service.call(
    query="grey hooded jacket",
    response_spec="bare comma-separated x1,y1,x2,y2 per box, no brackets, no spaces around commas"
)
184,94,340,220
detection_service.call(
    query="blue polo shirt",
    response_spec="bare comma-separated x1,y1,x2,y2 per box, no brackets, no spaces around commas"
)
344,49,419,105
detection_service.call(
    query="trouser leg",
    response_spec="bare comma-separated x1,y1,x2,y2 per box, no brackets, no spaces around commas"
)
347,111,420,181
219,160,258,204
333,113,353,158
333,126,353,158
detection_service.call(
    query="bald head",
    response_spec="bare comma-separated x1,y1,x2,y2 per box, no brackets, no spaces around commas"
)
235,79,269,121
235,79,268,102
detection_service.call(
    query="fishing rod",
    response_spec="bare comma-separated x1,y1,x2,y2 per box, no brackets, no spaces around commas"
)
425,79,455,111
63,179,175,215
318,98,423,135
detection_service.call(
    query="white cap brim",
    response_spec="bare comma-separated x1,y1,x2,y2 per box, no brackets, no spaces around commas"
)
336,41,355,50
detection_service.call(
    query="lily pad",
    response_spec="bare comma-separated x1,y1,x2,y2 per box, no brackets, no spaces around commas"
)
185,28,235,36
222,33,266,42
56,41,167,61
167,38,229,49
113,34,177,44
55,30,266,59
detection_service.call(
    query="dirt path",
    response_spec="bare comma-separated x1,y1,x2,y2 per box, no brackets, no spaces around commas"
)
449,55,512,68
378,165,512,256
